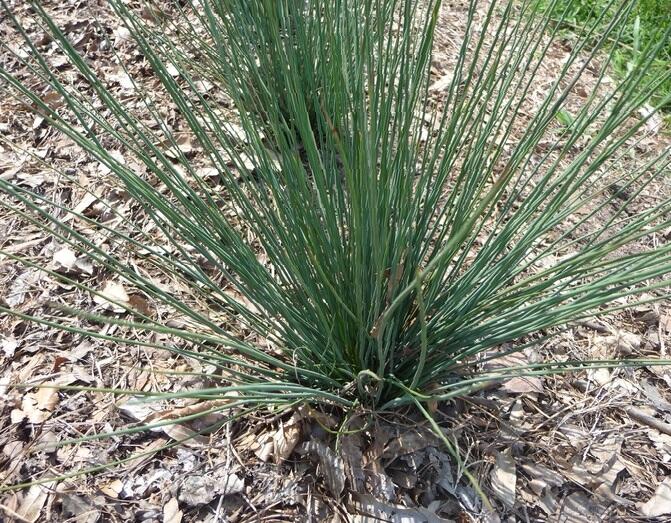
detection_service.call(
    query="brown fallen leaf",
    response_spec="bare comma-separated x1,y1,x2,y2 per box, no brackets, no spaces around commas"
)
128,294,153,316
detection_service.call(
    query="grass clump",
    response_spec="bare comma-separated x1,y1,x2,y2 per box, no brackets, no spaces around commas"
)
0,0,670,500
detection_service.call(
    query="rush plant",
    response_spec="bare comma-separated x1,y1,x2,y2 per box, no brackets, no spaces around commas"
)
0,0,670,494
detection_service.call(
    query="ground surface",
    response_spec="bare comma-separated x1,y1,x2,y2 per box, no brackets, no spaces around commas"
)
1,1,671,522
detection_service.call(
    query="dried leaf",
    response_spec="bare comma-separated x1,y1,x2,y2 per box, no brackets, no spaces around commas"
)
118,397,162,421
57,488,101,523
21,385,60,423
300,440,346,497
587,367,611,386
382,427,441,458
639,104,663,135
71,192,98,215
490,450,516,509
119,397,223,445
52,247,77,271
501,376,544,394
94,281,130,311
350,493,452,522
661,312,671,334
520,462,563,495
178,472,244,506
128,294,153,316
74,257,94,275
5,269,45,307
2,336,18,358
340,434,365,492
110,69,134,90
253,432,274,462
557,492,606,522
366,458,396,502
160,424,208,448
163,498,183,523
98,479,123,498
640,477,671,517
16,482,54,522
4,440,24,459
273,411,303,463
429,73,453,92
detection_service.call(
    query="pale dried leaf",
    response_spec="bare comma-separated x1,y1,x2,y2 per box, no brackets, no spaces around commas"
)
521,462,563,495
2,336,18,358
639,104,663,135
165,63,180,77
273,411,303,463
113,26,132,44
118,397,162,421
557,492,605,522
300,440,346,497
3,440,24,459
501,376,544,394
94,281,130,311
16,482,54,522
52,247,77,271
382,427,441,458
253,432,274,462
490,450,516,509
71,192,98,215
640,477,671,517
163,497,183,523
160,423,208,448
587,367,611,386
21,385,60,423
350,493,452,522
110,70,134,91
178,472,244,506
429,73,453,92
5,269,45,307
661,312,671,334
98,480,123,498
340,435,365,492
74,257,94,275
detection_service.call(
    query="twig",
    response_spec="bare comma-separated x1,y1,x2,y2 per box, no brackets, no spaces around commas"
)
626,406,671,437
0,503,33,523
575,320,612,334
